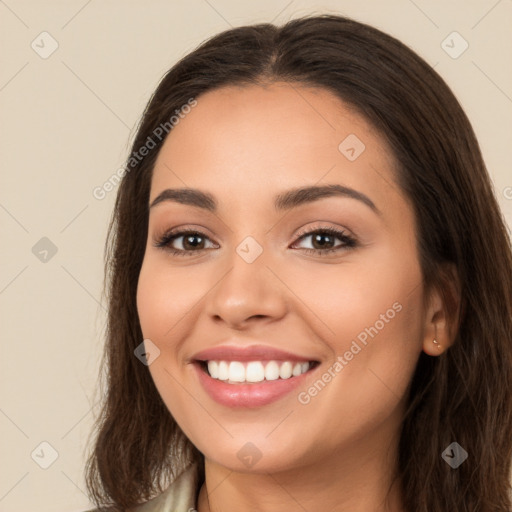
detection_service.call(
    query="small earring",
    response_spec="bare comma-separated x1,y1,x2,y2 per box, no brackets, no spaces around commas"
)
433,338,441,349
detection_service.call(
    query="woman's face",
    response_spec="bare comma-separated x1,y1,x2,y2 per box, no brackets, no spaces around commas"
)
137,82,428,473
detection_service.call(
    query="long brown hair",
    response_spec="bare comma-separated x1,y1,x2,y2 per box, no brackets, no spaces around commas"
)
85,14,512,511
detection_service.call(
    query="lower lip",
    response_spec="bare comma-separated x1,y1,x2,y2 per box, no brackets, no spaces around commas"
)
194,362,317,408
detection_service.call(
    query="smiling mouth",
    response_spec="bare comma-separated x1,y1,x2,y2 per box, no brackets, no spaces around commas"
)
196,359,320,384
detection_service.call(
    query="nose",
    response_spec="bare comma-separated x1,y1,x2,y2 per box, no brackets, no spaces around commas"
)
205,246,288,330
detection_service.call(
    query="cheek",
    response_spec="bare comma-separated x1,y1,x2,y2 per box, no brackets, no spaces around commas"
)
136,256,207,415
293,291,423,450
287,240,423,346
290,243,424,415
136,255,202,340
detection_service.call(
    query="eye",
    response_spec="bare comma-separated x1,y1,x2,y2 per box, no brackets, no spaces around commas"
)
154,225,357,257
291,227,357,256
154,228,217,257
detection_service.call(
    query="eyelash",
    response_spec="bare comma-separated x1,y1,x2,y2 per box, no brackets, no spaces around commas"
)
154,226,357,257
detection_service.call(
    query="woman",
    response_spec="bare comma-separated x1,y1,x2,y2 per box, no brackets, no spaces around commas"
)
85,14,512,512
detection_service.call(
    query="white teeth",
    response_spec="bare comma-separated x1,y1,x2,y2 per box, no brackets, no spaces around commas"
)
265,361,280,381
228,361,246,382
204,360,313,383
292,363,302,376
218,361,229,380
229,361,245,382
245,361,265,382
279,361,293,379
207,361,218,378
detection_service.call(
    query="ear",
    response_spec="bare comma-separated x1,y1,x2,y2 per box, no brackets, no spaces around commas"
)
422,263,461,356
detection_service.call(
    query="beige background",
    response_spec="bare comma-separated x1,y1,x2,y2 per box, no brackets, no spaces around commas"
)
1,0,511,510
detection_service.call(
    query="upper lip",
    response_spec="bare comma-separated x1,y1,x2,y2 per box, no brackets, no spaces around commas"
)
192,343,319,363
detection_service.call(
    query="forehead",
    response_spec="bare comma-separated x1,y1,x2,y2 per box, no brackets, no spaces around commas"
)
150,82,398,212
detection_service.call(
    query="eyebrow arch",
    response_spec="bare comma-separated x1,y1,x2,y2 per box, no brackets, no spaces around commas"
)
149,184,380,215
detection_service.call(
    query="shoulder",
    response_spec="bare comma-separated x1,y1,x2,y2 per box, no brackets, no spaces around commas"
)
83,462,201,512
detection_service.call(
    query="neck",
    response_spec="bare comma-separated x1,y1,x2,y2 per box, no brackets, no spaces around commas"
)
197,423,405,512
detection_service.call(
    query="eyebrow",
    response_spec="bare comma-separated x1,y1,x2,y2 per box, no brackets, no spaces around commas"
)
149,184,380,215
